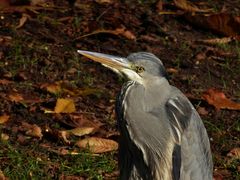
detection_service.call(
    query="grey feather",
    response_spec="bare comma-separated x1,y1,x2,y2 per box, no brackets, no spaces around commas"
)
117,79,213,180
78,50,213,180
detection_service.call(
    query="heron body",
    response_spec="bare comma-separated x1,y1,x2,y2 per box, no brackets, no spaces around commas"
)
78,51,213,180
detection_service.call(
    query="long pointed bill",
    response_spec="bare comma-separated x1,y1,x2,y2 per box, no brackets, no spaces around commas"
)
77,50,130,71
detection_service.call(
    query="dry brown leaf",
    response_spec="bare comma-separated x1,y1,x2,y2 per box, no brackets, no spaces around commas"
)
76,26,136,40
0,114,10,124
60,127,95,144
76,137,118,153
1,133,9,141
197,107,208,115
227,148,240,159
0,170,8,180
166,68,178,74
156,0,163,12
184,13,240,38
174,0,212,12
197,37,235,45
31,0,47,6
41,81,86,96
68,127,95,136
66,114,102,129
8,93,24,102
202,88,240,111
0,79,13,85
16,13,29,29
115,27,136,40
21,122,43,139
41,83,62,94
77,88,102,96
59,130,70,144
54,98,76,113
95,0,113,4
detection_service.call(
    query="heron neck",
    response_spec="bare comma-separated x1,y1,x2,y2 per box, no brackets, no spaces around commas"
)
143,77,169,88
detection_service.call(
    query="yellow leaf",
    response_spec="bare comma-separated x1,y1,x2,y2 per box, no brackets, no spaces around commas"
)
76,137,118,153
0,114,10,124
1,133,9,141
54,98,76,113
68,127,95,137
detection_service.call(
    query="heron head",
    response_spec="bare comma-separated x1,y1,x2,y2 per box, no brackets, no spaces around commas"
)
77,50,168,84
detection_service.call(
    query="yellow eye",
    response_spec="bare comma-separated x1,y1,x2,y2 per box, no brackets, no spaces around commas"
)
136,66,145,73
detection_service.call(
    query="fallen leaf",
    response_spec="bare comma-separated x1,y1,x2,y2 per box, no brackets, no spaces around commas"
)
156,0,163,12
202,88,240,111
76,137,118,153
166,68,178,74
227,148,240,159
0,79,13,85
3,71,12,78
54,98,76,113
21,122,43,139
76,26,136,40
31,0,47,6
174,0,212,12
77,88,102,96
115,27,136,40
17,134,28,145
62,114,102,129
8,93,24,102
197,107,208,115
196,37,235,45
0,114,10,124
40,83,62,94
95,0,113,4
68,127,95,136
184,13,240,38
60,127,95,144
59,130,70,144
16,13,29,29
0,170,8,180
1,133,9,141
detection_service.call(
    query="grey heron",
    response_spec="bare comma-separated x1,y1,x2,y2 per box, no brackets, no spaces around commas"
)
77,50,213,180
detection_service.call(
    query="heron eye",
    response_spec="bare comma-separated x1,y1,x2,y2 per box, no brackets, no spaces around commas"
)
136,66,145,73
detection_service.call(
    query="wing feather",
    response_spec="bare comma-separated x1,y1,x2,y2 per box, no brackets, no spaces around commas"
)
166,94,213,180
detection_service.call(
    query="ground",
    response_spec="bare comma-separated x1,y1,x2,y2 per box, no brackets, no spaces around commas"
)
0,0,239,179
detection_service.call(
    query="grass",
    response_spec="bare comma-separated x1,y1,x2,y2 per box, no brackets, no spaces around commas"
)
0,141,116,179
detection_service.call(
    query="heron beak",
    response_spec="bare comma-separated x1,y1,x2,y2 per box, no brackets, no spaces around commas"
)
77,50,131,72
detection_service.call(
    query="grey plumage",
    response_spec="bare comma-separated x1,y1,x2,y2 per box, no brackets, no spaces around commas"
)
77,50,213,180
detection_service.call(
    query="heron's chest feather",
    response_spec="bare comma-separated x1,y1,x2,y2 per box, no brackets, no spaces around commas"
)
122,82,176,179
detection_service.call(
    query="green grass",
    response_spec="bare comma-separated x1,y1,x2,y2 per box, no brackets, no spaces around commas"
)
0,141,117,179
